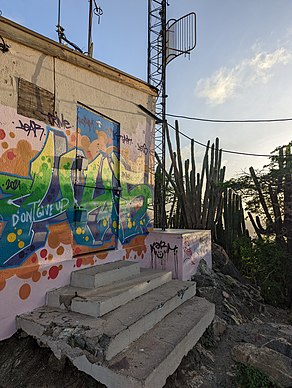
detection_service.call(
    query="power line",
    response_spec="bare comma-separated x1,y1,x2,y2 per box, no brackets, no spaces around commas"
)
166,122,272,157
166,112,292,123
137,104,277,158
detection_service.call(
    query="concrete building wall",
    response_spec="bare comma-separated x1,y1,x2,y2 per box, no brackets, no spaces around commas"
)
0,18,156,339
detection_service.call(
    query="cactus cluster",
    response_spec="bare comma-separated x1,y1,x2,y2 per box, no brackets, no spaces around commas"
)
247,145,292,252
154,120,248,254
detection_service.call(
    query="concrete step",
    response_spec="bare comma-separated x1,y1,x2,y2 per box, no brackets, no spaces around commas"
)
80,296,215,388
47,269,172,317
100,280,196,360
70,260,141,289
17,296,214,388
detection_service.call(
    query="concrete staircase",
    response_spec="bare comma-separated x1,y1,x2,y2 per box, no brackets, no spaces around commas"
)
17,260,215,388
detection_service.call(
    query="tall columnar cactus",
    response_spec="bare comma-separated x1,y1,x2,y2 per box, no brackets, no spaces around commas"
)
246,144,292,303
215,188,247,254
154,120,248,255
247,144,292,251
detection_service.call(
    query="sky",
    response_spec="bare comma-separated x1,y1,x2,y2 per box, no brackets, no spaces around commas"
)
1,0,292,179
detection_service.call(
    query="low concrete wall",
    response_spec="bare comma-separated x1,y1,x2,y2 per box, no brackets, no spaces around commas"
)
142,229,212,280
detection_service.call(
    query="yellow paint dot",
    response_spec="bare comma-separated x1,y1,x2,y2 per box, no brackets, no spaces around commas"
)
17,229,22,236
133,221,136,226
112,221,117,229
82,229,85,234
103,219,107,227
18,241,25,249
128,221,133,229
76,227,82,235
7,233,16,243
140,220,144,225
85,236,89,241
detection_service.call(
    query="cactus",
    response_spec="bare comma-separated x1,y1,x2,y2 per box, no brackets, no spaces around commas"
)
154,120,248,255
247,144,292,250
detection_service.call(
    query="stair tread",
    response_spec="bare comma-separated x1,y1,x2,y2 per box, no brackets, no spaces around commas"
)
103,280,196,336
70,260,141,289
48,269,171,304
108,296,213,373
72,260,139,276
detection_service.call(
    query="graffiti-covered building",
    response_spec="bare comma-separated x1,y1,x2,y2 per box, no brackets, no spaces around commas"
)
0,17,157,339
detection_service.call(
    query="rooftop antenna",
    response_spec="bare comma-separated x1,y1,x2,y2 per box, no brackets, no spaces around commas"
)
88,0,103,57
56,0,83,53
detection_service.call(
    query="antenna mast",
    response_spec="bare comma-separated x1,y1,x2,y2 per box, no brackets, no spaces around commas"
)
88,0,103,57
57,0,62,44
148,1,196,229
56,0,103,56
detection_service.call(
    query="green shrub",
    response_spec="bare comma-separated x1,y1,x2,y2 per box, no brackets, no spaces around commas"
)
232,237,288,306
200,325,215,348
236,363,277,388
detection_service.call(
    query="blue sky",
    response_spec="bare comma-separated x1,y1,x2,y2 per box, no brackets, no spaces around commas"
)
1,0,292,178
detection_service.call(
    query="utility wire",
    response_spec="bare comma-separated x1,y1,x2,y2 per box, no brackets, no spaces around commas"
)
166,121,272,157
166,112,292,123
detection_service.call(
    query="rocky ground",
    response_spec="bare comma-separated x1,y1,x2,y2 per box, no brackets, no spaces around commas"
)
0,248,291,387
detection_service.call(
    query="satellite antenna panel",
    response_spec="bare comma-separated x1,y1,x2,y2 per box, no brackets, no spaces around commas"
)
166,12,196,64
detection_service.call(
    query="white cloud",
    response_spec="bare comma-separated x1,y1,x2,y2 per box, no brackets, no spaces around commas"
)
196,47,292,105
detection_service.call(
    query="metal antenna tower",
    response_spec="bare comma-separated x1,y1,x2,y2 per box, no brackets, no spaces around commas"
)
148,1,196,229
148,0,167,229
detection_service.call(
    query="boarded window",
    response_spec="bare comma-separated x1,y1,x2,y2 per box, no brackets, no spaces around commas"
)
17,78,55,124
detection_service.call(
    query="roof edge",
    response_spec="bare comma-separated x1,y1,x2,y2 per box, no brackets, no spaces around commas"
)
0,16,157,97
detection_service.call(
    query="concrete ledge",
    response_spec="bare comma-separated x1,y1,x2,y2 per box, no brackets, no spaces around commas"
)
71,260,141,289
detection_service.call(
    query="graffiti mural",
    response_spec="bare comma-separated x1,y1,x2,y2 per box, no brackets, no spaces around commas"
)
0,105,153,269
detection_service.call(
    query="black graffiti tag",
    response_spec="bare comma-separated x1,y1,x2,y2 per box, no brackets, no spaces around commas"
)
5,178,21,191
16,120,45,141
137,143,148,155
42,112,71,130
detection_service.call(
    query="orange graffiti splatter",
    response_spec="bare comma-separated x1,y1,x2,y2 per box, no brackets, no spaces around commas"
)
73,236,114,257
0,253,41,293
0,140,37,175
56,246,64,255
123,235,147,260
19,284,31,300
32,271,41,282
48,222,72,249
75,256,94,268
0,278,6,291
96,252,109,261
